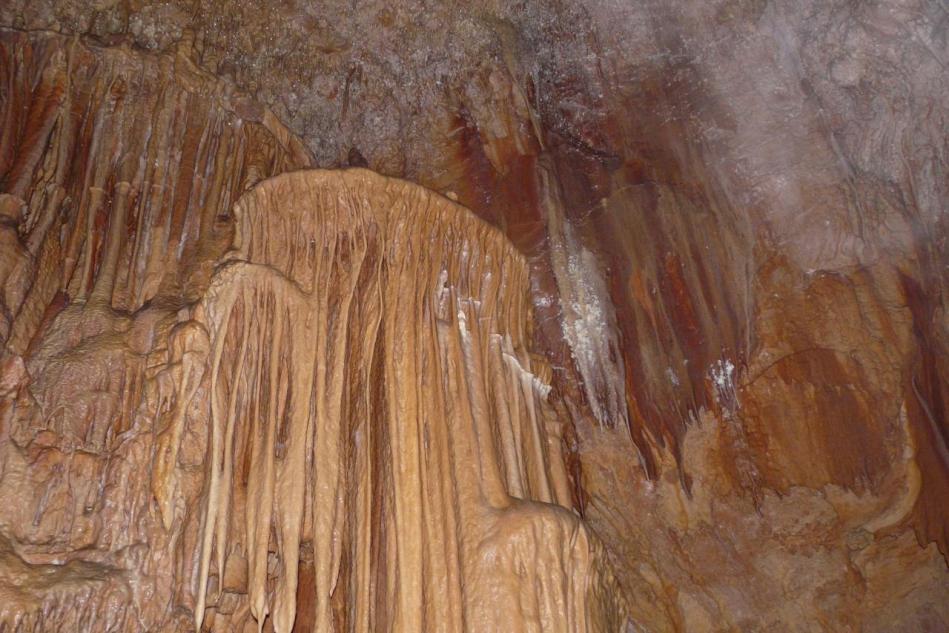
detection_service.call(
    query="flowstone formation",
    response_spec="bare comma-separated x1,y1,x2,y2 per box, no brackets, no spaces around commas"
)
187,169,626,632
0,97,627,626
0,29,626,631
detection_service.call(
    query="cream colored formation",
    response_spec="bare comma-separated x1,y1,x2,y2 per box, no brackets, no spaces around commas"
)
175,170,625,632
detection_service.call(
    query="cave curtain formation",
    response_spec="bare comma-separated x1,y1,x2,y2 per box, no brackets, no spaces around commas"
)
0,29,624,629
186,169,625,632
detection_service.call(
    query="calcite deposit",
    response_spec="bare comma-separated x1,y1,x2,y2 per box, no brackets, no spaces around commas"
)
189,170,625,632
1,0,947,630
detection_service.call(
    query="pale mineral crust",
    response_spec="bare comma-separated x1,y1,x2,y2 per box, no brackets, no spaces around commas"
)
0,0,948,631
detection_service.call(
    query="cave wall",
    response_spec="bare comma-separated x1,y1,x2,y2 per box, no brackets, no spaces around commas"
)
1,0,947,631
0,29,310,630
0,29,630,631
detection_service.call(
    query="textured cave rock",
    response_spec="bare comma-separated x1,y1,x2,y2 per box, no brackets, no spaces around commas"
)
1,0,948,631
0,30,626,630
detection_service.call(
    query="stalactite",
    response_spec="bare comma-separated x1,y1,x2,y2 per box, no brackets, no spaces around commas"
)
189,169,627,632
0,30,311,633
151,321,210,531
0,29,309,356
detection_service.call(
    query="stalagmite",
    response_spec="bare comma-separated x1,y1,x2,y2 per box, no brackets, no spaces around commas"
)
188,169,626,632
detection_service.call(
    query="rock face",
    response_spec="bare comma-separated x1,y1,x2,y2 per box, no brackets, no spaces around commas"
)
0,29,309,632
1,0,948,631
0,31,626,630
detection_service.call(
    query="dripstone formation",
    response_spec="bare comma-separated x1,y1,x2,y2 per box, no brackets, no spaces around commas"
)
1,0,947,629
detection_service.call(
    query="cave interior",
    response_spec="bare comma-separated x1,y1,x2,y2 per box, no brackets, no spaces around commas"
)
0,1,947,631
